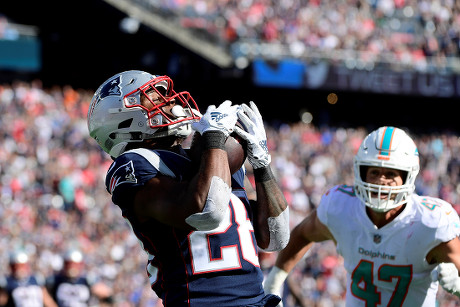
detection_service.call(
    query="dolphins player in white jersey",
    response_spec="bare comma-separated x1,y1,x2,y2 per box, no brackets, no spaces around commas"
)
264,126,460,306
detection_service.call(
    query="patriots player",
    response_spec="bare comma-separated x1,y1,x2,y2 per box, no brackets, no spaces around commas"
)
264,126,460,306
87,71,289,306
46,249,112,307
0,251,58,307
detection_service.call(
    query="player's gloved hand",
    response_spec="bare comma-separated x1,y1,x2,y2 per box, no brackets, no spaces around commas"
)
264,266,288,307
192,100,239,137
234,101,271,169
431,262,460,297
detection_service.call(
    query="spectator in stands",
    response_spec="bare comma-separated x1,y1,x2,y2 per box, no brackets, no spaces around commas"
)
136,0,460,69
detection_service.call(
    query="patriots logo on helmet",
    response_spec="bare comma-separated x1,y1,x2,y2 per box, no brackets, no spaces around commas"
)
99,76,122,100
88,76,123,118
109,160,137,194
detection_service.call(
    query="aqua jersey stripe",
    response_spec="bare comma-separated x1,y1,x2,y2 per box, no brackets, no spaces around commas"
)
380,126,395,156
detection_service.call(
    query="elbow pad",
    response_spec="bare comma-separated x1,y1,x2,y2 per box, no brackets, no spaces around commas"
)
185,176,231,231
262,207,290,252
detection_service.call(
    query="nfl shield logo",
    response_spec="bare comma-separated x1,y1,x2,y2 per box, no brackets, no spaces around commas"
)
373,234,382,244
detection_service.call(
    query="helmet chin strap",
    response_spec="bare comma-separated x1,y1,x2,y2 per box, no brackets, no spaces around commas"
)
111,106,198,155
143,120,193,139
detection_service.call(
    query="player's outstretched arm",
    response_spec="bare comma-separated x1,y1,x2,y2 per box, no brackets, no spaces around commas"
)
264,210,333,298
234,101,289,251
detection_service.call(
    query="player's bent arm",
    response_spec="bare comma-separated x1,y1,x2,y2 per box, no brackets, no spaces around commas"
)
252,167,290,251
276,209,333,272
428,237,460,297
134,100,239,230
427,237,460,267
134,145,232,230
264,209,333,295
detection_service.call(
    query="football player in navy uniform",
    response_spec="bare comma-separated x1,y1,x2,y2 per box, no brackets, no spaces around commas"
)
0,251,58,307
87,70,289,306
46,249,112,307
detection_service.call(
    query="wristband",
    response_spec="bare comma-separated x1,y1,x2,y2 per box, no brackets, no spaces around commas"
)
264,266,289,295
203,131,226,150
254,166,274,182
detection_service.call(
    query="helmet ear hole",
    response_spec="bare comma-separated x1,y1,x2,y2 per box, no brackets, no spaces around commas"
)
118,119,133,129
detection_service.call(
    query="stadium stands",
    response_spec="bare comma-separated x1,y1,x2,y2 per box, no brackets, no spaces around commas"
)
125,0,460,72
0,81,458,305
1,1,460,305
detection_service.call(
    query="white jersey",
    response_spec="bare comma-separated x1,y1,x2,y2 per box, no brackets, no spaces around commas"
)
317,184,460,307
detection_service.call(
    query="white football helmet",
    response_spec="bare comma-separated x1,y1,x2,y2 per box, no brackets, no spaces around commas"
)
87,70,200,158
9,250,29,264
63,249,84,278
64,249,83,263
9,250,30,280
354,126,420,212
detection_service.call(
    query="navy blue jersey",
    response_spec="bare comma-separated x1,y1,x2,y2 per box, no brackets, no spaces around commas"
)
105,147,265,306
0,275,44,307
47,274,91,307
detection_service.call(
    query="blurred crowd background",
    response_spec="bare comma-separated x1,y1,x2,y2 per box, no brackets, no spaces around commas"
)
0,81,459,306
137,0,460,70
1,0,460,306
